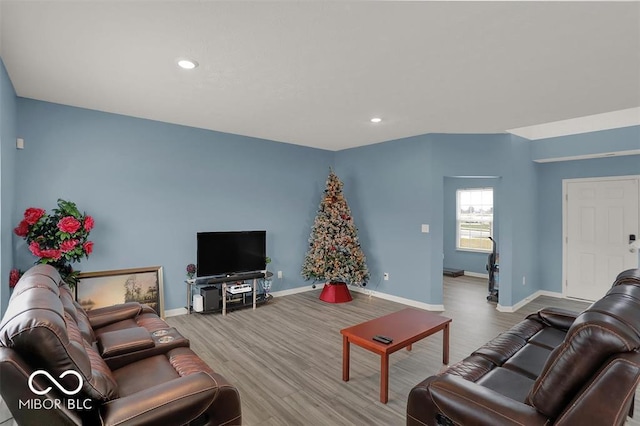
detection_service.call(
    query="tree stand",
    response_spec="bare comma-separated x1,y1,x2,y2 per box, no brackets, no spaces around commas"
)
319,282,352,303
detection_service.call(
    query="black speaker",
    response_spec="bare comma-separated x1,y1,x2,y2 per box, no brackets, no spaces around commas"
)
200,285,221,311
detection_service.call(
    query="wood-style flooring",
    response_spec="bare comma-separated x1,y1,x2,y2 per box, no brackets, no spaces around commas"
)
1,276,638,425
166,276,640,426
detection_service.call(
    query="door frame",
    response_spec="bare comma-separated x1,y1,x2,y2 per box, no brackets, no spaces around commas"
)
562,175,640,297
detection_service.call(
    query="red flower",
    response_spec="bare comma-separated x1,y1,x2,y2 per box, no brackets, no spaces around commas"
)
29,242,43,257
40,249,62,260
24,208,45,225
57,216,81,234
14,220,30,237
60,239,78,252
83,241,94,255
84,216,94,232
9,268,21,288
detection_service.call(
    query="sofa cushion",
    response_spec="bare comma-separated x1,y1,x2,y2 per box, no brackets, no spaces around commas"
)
502,343,552,380
135,312,171,333
97,327,155,358
535,307,581,331
506,318,546,341
113,354,180,396
65,312,119,400
528,327,566,350
12,264,62,296
8,269,59,302
472,332,526,365
443,354,496,382
87,303,144,329
475,367,535,403
91,310,169,338
58,285,78,321
112,347,216,397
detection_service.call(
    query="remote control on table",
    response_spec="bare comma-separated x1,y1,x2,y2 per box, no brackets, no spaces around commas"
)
373,335,393,344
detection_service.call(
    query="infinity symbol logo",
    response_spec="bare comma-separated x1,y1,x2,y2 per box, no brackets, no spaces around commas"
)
28,370,83,396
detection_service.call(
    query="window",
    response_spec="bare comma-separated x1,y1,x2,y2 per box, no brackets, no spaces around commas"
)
457,188,493,252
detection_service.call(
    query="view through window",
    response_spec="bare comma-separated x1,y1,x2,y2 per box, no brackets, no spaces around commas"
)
457,188,493,251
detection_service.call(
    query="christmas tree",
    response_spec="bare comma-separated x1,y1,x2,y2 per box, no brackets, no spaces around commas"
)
301,170,369,286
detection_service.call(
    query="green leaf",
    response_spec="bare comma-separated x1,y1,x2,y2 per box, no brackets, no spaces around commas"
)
58,199,80,217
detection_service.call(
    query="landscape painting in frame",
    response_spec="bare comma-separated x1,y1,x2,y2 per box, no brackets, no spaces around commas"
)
76,266,164,318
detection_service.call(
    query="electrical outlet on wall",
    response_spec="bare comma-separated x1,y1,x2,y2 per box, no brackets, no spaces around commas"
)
383,272,389,281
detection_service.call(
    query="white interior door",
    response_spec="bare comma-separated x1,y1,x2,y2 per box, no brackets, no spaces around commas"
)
565,177,639,301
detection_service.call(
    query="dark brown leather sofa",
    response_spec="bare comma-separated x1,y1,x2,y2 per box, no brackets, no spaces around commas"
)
407,268,640,426
0,264,241,425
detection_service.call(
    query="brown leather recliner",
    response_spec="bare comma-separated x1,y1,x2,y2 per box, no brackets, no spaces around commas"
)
0,265,241,425
407,268,640,426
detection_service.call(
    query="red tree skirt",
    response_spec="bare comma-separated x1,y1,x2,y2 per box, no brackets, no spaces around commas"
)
319,282,352,303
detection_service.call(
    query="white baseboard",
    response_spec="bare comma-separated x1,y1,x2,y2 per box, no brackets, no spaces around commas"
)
497,290,564,313
272,285,446,311
168,286,566,316
165,307,188,317
464,271,489,279
350,286,445,311
167,284,450,317
270,285,317,298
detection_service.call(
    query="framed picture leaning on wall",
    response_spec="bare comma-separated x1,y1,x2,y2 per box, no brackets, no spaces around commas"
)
75,266,164,318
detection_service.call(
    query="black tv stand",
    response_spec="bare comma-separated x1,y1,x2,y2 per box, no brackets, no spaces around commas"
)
186,271,272,316
205,271,265,284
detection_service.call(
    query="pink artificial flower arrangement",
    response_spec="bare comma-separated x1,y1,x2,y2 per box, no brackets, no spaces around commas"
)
14,199,94,286
186,263,197,279
9,268,22,288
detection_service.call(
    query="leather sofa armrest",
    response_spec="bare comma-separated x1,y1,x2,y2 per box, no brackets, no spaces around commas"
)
100,372,239,426
553,352,640,426
87,303,142,329
408,375,548,426
529,307,580,331
139,303,158,315
97,327,154,358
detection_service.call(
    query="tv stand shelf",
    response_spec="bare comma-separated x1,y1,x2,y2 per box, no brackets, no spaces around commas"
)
186,271,273,316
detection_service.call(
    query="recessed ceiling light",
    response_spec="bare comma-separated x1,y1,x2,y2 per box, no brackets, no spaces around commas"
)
177,59,198,70
370,117,382,123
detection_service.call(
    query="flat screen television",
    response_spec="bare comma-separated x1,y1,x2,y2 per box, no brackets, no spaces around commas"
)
196,231,266,277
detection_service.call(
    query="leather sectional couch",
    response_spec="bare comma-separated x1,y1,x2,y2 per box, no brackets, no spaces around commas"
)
0,264,241,425
407,268,640,426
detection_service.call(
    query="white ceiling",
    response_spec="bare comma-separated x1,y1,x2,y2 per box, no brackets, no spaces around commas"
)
1,1,639,151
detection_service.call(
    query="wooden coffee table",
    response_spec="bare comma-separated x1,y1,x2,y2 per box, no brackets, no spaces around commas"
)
340,308,451,403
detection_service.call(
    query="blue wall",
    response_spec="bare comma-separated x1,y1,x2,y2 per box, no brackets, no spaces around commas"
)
14,99,333,312
443,177,499,275
336,129,637,308
532,126,640,161
426,134,539,307
334,137,433,302
335,133,540,307
501,135,539,305
3,75,638,314
0,58,18,314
